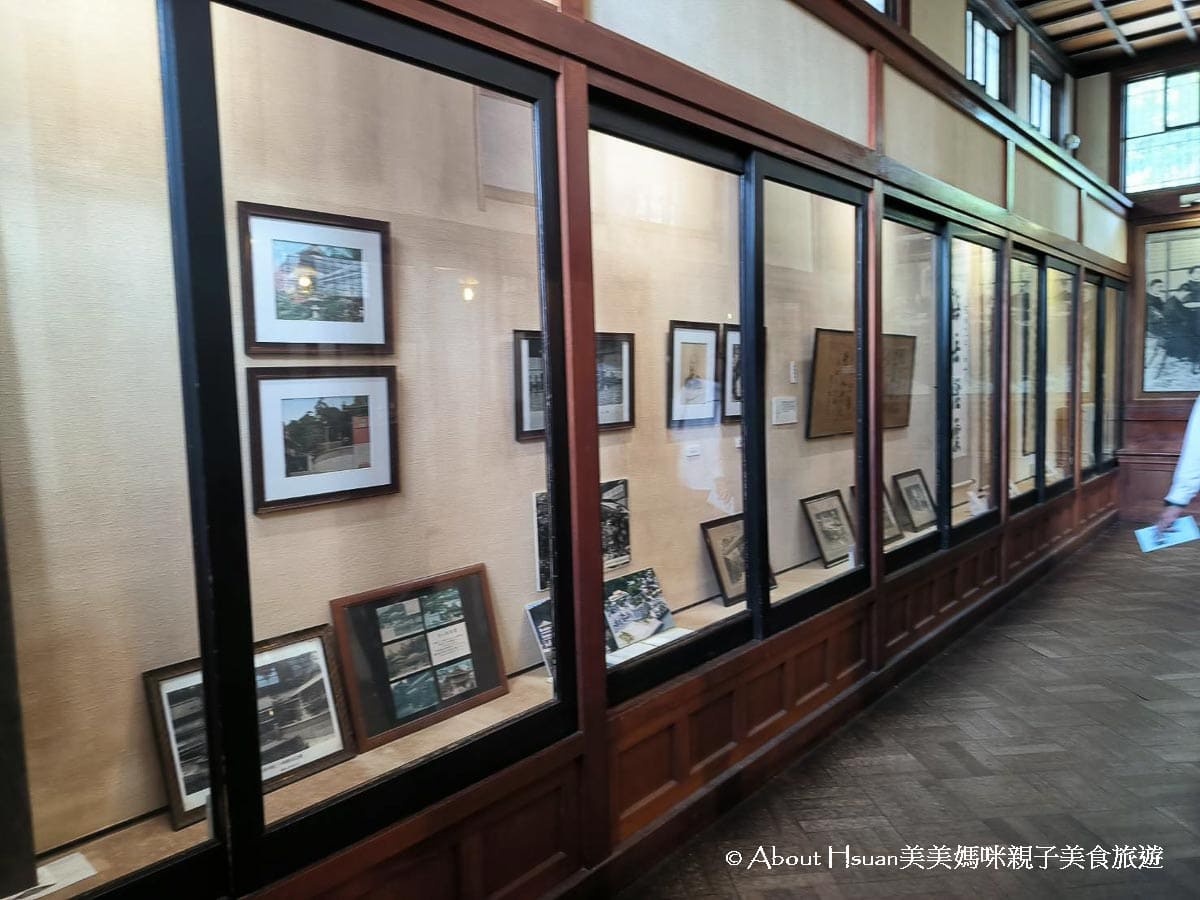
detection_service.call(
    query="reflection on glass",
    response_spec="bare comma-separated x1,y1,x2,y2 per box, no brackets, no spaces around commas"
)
213,7,556,825
1009,258,1039,497
949,239,997,525
1080,280,1099,471
882,219,938,549
763,180,862,602
1103,286,1122,461
589,131,742,667
1045,266,1075,487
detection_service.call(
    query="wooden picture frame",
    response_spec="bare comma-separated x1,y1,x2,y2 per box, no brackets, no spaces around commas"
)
699,513,776,606
247,366,399,513
799,490,857,568
144,625,353,830
513,331,635,441
720,324,742,423
807,329,915,438
893,469,937,532
330,565,508,753
667,320,721,428
238,202,392,356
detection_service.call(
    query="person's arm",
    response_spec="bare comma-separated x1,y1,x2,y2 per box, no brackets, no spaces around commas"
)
1157,395,1200,532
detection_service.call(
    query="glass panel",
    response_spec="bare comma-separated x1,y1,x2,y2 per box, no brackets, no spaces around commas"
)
1125,76,1165,138
985,29,1001,100
1040,79,1053,137
1125,126,1200,193
882,220,939,549
950,239,997,525
1142,227,1200,392
1103,286,1122,462
864,0,887,12
0,0,213,891
1030,72,1043,133
588,131,742,668
1045,267,1075,488
1166,71,1200,129
966,11,975,81
1080,280,1099,471
763,180,863,600
212,7,559,825
1009,258,1039,498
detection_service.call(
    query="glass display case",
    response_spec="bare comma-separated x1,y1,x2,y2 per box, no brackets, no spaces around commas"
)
1045,262,1077,493
1080,276,1101,474
1102,282,1125,464
1009,254,1041,505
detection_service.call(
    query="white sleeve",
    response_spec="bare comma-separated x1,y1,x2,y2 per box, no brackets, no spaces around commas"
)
1165,396,1200,506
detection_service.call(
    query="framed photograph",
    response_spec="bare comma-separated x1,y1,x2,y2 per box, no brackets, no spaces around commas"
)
807,329,915,438
893,469,937,532
533,478,629,592
144,625,353,830
667,320,720,427
330,565,507,753
849,485,904,545
237,202,391,355
602,567,676,651
699,514,777,606
514,331,635,441
800,490,857,567
524,597,556,683
721,324,742,422
247,366,398,513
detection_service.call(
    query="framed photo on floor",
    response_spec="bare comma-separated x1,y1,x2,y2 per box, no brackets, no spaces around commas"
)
238,202,392,355
247,366,398,513
330,565,507,753
893,469,937,531
667,320,720,427
514,331,634,440
699,513,776,606
144,625,353,830
800,490,856,567
721,324,742,422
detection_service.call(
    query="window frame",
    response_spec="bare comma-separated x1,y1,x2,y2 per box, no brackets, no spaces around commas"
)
154,0,577,894
964,1,1012,105
1120,63,1200,195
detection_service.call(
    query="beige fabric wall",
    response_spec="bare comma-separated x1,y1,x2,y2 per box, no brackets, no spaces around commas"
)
0,0,200,852
884,67,1007,209
211,10,550,679
1082,196,1128,264
587,0,870,145
1014,150,1080,242
589,132,743,610
911,0,967,73
1076,73,1113,185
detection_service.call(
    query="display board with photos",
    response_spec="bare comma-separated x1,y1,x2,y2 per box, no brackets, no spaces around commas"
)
246,366,399,513
533,478,629,592
807,328,915,438
143,626,353,829
330,566,506,752
512,330,635,440
602,568,690,665
237,203,392,355
800,490,856,567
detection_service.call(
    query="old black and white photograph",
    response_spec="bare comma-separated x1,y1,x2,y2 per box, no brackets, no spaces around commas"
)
513,330,546,440
1143,227,1200,392
434,658,478,701
602,567,675,650
239,203,391,354
533,489,553,592
420,587,465,630
383,634,432,681
376,597,424,642
893,469,936,531
596,332,635,430
524,597,556,681
800,490,856,567
391,670,439,720
701,514,747,604
668,321,720,427
601,478,631,570
721,324,742,421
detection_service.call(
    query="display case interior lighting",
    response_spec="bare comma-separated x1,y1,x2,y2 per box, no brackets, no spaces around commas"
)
460,277,479,302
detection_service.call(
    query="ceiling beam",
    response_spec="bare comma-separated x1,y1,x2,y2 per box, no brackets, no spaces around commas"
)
1090,0,1139,54
1172,0,1200,38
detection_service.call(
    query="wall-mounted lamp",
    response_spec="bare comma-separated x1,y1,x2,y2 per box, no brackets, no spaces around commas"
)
1063,133,1082,152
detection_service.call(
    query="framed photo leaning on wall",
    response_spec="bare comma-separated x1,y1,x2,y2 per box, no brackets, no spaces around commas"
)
144,625,353,830
893,469,937,532
330,565,507,753
800,490,856,567
667,320,720,427
720,324,742,422
238,202,392,355
246,366,399,513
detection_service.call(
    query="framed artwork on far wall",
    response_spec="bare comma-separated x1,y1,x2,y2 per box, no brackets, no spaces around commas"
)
800,490,856,567
513,331,635,440
144,625,353,830
721,324,742,422
330,565,507,753
237,202,392,355
247,366,398,513
893,469,937,532
667,320,720,427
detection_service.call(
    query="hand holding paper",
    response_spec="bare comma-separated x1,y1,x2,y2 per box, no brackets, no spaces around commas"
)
1135,515,1200,553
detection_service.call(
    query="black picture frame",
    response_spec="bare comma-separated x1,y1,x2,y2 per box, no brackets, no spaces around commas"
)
667,320,721,428
700,513,776,606
893,469,937,532
720,323,742,423
799,489,857,568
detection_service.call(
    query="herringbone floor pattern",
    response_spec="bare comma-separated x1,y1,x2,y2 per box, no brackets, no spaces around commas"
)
621,525,1200,898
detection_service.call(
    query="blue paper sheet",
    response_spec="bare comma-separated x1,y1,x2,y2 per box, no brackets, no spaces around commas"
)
1135,515,1200,553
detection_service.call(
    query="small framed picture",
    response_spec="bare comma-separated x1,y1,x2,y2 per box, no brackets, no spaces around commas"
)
237,203,392,355
667,320,720,427
330,565,507,753
800,490,857,567
721,324,742,422
144,625,353,830
513,331,635,441
602,567,676,651
533,478,629,592
849,485,905,545
893,469,937,532
699,513,776,606
247,366,398,513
